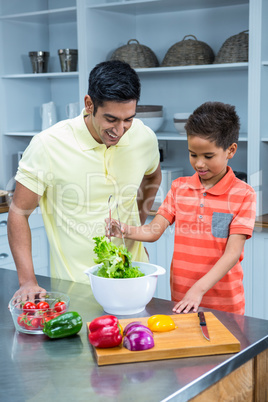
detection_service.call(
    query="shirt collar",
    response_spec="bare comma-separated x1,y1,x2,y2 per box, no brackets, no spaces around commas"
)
73,109,130,151
188,166,236,195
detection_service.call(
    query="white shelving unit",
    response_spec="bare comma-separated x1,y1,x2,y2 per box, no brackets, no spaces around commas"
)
0,0,267,317
0,0,263,193
0,0,80,188
156,133,248,141
2,72,78,79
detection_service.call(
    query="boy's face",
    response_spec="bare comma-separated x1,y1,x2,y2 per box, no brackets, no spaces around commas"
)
188,135,237,188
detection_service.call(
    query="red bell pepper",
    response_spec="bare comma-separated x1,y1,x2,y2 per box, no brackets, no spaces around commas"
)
89,315,118,332
88,315,122,348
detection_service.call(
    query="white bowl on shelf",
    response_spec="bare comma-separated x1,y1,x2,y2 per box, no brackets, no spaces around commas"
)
173,113,191,135
136,110,163,118
136,105,163,113
84,262,166,315
138,116,164,132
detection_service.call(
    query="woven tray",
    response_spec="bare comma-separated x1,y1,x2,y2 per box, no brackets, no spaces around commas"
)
110,39,159,68
161,35,215,67
214,30,249,64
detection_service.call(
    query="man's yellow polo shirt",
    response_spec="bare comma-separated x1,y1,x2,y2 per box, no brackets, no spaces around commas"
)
15,110,160,283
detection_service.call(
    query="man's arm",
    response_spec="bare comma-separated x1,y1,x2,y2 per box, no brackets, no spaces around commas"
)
137,162,162,225
7,182,46,299
172,234,247,313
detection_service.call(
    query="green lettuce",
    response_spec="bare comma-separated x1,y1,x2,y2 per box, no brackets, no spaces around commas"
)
93,236,144,278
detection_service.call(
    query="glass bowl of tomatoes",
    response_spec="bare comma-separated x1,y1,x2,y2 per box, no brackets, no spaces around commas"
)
9,292,70,335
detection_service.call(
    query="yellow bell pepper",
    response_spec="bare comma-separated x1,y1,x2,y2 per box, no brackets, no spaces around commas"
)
147,315,176,332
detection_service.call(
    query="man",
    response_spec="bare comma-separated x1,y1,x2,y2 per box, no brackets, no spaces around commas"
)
8,60,161,298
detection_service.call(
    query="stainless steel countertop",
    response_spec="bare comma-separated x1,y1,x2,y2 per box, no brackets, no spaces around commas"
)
1,268,267,402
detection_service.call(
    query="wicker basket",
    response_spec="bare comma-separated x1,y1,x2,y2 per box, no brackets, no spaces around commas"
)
214,30,249,64
161,35,215,67
110,39,159,68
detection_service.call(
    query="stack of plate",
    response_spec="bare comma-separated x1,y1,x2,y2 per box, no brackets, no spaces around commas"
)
173,113,191,135
136,105,164,132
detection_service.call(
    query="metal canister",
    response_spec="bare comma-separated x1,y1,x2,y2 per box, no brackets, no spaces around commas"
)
29,51,50,73
58,49,78,72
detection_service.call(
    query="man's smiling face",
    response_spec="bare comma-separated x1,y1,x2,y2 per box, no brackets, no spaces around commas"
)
84,96,137,148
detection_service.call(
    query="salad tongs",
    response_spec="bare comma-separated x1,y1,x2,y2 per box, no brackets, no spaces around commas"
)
108,194,126,248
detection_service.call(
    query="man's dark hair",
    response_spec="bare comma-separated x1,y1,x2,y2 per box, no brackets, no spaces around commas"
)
88,60,141,114
185,101,240,150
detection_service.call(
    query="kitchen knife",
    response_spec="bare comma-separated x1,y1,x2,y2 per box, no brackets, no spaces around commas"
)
198,312,210,341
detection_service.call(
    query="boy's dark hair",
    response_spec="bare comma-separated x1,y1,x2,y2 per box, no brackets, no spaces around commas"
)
185,101,240,150
88,60,141,114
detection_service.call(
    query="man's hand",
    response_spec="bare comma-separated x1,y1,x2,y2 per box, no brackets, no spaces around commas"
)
9,281,47,308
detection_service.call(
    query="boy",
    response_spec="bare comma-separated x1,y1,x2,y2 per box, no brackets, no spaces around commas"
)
106,102,256,315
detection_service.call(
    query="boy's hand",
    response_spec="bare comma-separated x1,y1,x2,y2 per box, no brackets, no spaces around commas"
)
105,218,128,239
172,286,203,314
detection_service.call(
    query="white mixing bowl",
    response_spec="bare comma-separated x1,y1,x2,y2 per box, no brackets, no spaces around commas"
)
85,262,166,315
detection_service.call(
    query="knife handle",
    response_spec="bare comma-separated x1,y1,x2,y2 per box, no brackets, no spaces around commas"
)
198,312,206,326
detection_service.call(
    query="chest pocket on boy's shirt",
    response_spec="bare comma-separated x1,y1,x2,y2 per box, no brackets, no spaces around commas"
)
212,212,233,238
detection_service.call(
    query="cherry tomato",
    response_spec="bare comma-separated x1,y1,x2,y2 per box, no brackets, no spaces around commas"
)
50,313,61,319
29,317,41,329
54,301,66,313
17,313,27,328
40,316,51,328
23,301,36,313
36,301,50,311
17,313,34,329
40,313,60,328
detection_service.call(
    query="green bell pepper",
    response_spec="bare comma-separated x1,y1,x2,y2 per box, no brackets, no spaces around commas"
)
43,311,83,339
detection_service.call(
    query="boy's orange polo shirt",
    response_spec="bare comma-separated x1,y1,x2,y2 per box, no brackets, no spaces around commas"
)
157,167,256,314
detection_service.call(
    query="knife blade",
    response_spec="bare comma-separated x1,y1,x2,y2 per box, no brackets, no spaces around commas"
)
198,312,210,341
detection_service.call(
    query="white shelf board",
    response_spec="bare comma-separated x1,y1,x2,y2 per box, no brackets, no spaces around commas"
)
1,65,247,79
88,0,248,15
157,132,186,140
136,63,248,74
261,137,268,142
157,132,248,141
262,61,268,66
2,72,79,79
4,131,39,137
5,130,248,141
0,7,77,24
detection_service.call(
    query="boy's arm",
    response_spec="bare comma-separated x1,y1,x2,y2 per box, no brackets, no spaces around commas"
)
173,234,247,314
106,213,170,242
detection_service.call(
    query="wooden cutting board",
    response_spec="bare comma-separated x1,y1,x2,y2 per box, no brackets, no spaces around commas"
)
87,312,240,366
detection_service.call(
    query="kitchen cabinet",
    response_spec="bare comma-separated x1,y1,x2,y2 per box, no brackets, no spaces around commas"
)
0,208,50,276
0,0,267,318
250,227,268,320
144,216,174,300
